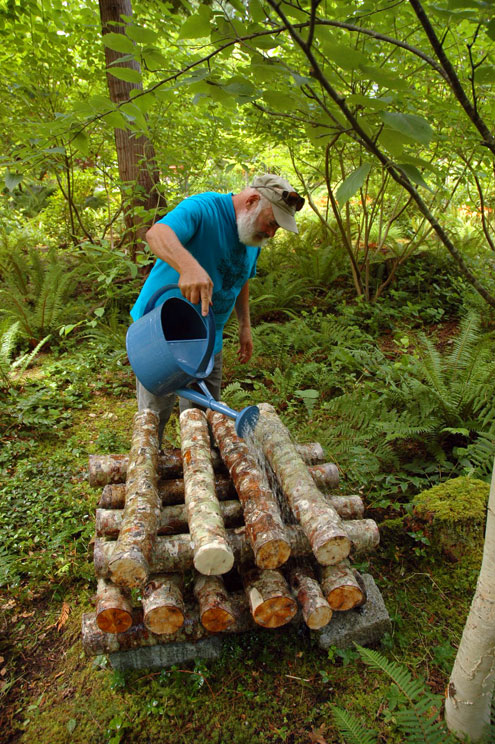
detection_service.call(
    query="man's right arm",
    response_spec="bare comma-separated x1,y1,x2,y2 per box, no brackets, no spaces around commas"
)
146,223,213,316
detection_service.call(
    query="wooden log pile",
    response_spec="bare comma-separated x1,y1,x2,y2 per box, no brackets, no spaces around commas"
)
82,405,380,657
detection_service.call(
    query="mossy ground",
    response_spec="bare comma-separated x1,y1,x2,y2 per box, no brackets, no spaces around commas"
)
0,349,483,744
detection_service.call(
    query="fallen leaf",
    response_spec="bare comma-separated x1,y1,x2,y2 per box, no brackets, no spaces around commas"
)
56,602,70,631
0,656,4,664
1,668,7,677
308,725,328,744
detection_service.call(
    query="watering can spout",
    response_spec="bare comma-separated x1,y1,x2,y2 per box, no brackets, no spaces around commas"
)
177,382,259,438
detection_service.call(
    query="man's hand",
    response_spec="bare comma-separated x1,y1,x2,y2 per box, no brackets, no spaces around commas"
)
238,324,253,364
178,265,213,317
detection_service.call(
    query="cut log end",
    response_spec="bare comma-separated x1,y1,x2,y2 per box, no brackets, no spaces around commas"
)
201,607,236,633
108,553,149,588
193,543,235,576
96,607,133,634
251,595,298,629
326,585,364,611
144,606,185,635
313,535,351,566
305,604,333,630
255,539,291,570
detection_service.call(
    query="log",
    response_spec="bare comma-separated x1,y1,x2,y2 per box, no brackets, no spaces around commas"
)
326,495,364,521
88,443,326,487
344,519,380,554
107,410,160,588
180,409,234,575
98,476,236,509
207,409,290,570
320,560,365,611
194,574,235,632
142,574,185,635
95,500,244,538
288,562,332,630
253,403,350,566
243,567,298,628
95,578,133,634
309,462,339,491
81,593,255,656
94,520,379,577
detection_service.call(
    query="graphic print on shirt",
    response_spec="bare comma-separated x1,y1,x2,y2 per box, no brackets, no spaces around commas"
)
212,242,248,316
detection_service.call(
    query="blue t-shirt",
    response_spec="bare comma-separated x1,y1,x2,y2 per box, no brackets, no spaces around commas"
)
130,192,260,354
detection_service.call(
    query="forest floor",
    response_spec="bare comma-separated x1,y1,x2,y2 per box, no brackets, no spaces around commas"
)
0,332,482,744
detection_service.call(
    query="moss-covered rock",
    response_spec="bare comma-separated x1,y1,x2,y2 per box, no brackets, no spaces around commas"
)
412,476,489,561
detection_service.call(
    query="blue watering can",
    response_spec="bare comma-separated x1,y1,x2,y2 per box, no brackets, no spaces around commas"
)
126,285,259,437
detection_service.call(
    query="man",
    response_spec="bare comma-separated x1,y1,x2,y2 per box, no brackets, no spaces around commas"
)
131,173,304,444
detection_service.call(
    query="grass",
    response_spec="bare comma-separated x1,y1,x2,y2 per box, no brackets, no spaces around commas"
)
0,334,482,744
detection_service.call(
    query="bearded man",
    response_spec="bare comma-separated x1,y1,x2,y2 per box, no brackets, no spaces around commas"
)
130,173,304,444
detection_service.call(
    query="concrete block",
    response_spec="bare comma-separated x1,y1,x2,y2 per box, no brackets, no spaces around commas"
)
316,574,391,650
109,635,222,671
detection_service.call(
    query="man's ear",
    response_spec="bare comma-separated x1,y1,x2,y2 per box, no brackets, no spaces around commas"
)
245,192,260,209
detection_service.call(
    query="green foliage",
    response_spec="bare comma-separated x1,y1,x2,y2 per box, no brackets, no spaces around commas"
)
414,476,489,524
0,321,49,389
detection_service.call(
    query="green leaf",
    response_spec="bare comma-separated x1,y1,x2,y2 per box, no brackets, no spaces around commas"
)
336,163,372,206
108,67,142,83
142,48,167,70
346,94,389,111
66,719,77,734
318,42,366,70
5,172,22,191
178,9,212,39
359,65,408,90
72,131,89,156
398,163,432,191
249,0,265,22
102,32,134,54
474,65,495,83
263,90,300,110
103,111,128,129
382,112,433,145
487,18,495,40
249,35,280,49
126,25,158,44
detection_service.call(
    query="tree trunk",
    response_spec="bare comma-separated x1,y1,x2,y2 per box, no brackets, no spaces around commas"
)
95,578,133,633
88,443,326,487
207,409,290,569
289,562,333,630
98,0,166,258
242,567,298,628
320,560,366,611
253,403,351,566
445,460,495,742
194,574,236,632
107,410,160,587
96,500,244,537
142,574,185,635
98,475,236,508
180,409,234,575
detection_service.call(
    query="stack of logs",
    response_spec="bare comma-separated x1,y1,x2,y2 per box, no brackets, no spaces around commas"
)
82,403,380,656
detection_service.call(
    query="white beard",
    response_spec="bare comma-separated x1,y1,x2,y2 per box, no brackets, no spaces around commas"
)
236,203,269,247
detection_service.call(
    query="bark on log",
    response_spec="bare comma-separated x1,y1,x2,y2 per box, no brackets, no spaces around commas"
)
81,593,256,656
95,578,133,634
327,495,364,521
107,410,160,588
344,519,380,554
309,463,339,491
288,562,333,630
253,403,350,566
89,443,326,487
207,409,290,570
142,574,185,635
243,567,298,628
96,500,243,538
320,560,365,611
181,409,234,575
194,574,235,632
94,519,379,577
98,476,236,509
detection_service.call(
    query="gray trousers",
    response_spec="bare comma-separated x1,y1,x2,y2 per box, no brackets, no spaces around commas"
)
136,352,223,446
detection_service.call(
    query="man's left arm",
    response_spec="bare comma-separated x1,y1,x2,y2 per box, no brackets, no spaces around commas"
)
235,280,253,364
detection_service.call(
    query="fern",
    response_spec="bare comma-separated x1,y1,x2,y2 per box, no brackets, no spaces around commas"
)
0,321,49,389
331,706,377,744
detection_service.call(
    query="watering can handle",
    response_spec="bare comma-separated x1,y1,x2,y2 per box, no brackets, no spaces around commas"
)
142,284,216,375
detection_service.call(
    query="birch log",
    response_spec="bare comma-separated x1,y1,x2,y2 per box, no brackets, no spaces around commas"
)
320,560,365,611
243,567,298,628
94,520,379,578
98,476,236,509
96,501,243,538
445,460,495,742
194,574,236,632
142,574,185,635
289,563,332,629
88,443,326,487
309,463,339,491
82,593,255,656
343,519,380,554
107,410,160,588
253,403,350,566
95,578,133,634
207,409,290,569
181,409,234,575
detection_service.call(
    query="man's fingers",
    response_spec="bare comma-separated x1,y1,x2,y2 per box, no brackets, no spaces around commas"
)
201,287,211,317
